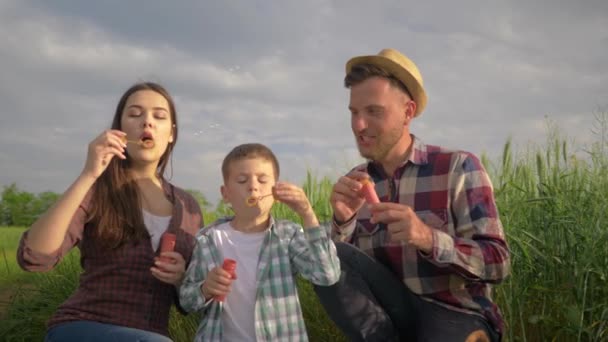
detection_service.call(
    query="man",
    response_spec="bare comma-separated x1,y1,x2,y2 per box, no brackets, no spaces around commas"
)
315,48,510,341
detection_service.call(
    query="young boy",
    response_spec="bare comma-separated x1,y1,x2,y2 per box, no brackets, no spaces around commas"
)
179,143,340,341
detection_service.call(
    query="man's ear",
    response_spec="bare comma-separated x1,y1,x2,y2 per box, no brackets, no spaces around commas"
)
404,100,417,124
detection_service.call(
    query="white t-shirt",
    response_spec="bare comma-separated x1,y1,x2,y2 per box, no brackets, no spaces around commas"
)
143,210,172,251
210,221,267,342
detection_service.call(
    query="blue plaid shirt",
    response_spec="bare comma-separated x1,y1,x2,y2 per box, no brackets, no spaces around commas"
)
179,216,340,341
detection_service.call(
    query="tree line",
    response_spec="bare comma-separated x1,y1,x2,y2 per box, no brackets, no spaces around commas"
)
0,183,214,227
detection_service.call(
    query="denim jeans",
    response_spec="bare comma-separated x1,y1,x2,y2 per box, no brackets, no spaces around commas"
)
45,320,173,342
314,242,499,342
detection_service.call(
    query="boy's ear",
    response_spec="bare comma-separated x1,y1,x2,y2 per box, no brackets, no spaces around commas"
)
220,185,229,203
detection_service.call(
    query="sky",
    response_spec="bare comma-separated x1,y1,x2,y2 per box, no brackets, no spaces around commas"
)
1,0,607,205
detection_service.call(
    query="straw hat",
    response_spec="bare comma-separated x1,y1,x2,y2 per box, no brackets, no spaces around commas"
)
346,48,428,116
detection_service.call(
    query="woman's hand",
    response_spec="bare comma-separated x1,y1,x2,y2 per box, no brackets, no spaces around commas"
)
151,251,186,286
81,129,127,180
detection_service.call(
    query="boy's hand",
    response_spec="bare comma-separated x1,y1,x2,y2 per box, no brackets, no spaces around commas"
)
273,181,319,228
201,266,234,300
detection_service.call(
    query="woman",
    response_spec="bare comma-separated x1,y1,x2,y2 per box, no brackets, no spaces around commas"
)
17,82,203,341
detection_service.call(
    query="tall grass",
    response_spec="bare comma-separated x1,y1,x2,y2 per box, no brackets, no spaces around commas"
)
489,125,608,341
2,130,607,341
0,227,37,325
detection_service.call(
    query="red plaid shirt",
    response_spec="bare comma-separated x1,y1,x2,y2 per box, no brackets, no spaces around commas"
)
333,136,510,335
17,180,203,337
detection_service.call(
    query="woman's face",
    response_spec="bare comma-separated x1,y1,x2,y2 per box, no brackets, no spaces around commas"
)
120,89,174,165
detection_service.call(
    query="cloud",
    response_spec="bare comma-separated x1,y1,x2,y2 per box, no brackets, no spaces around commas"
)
1,0,606,205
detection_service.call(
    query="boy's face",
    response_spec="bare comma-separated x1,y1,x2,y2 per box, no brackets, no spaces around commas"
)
221,157,276,216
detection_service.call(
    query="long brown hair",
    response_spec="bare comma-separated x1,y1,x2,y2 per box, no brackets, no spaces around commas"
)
88,82,178,249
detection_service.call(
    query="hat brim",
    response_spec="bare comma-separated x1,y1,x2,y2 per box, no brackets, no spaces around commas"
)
346,55,427,116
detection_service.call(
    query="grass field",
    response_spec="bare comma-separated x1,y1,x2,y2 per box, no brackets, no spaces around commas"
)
0,227,36,320
1,133,607,341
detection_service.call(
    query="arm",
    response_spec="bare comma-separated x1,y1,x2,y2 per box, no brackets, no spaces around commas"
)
272,181,341,285
330,214,357,243
179,236,217,313
18,129,127,269
328,169,370,243
16,180,92,272
170,188,204,314
24,174,94,255
425,153,510,283
288,222,340,286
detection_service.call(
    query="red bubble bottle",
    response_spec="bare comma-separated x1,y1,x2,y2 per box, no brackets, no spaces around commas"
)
216,258,237,302
360,179,380,204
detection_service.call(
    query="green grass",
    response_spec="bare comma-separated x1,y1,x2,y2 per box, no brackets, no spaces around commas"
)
1,130,607,341
0,227,31,285
0,226,38,323
488,135,608,342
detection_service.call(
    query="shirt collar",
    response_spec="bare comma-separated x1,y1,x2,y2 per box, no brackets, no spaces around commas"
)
366,134,429,177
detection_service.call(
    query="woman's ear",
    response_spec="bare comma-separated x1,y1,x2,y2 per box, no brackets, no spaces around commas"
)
169,124,175,143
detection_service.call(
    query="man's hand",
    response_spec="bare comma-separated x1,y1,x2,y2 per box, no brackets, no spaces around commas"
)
330,170,369,223
369,202,434,253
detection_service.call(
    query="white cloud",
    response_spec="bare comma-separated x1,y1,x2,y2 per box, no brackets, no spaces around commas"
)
1,0,606,205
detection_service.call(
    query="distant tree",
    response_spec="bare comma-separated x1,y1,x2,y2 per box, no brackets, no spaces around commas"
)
0,184,60,227
185,189,212,211
30,191,60,219
214,199,233,217
0,195,6,225
1,183,35,226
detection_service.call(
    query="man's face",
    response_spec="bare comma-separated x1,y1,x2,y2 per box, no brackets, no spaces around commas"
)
349,77,411,164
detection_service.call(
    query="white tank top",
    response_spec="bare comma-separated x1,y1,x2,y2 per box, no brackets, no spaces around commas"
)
143,209,172,251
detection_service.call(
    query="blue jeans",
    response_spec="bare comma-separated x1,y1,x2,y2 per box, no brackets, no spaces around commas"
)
45,321,173,342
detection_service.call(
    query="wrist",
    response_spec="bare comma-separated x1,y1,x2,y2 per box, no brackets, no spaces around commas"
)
334,212,356,226
200,283,212,300
301,210,319,228
416,225,434,254
78,170,98,186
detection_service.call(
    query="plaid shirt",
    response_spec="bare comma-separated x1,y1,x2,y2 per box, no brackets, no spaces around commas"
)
333,136,510,335
17,181,203,337
179,216,340,342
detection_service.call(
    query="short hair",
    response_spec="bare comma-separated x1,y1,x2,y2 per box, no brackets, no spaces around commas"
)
221,143,280,181
344,63,413,100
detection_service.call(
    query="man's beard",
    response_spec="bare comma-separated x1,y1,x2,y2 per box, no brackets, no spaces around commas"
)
358,126,404,162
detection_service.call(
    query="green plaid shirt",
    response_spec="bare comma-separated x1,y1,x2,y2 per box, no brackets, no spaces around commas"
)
179,216,340,341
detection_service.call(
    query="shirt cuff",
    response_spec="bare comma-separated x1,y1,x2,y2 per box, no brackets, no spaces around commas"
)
199,281,214,308
17,231,61,271
303,225,326,242
332,215,356,240
425,229,455,264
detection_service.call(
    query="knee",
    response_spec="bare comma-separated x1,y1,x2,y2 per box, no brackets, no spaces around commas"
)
465,330,490,342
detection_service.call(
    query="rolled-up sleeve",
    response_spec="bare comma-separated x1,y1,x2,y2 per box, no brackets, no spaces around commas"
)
17,202,87,272
423,153,510,283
